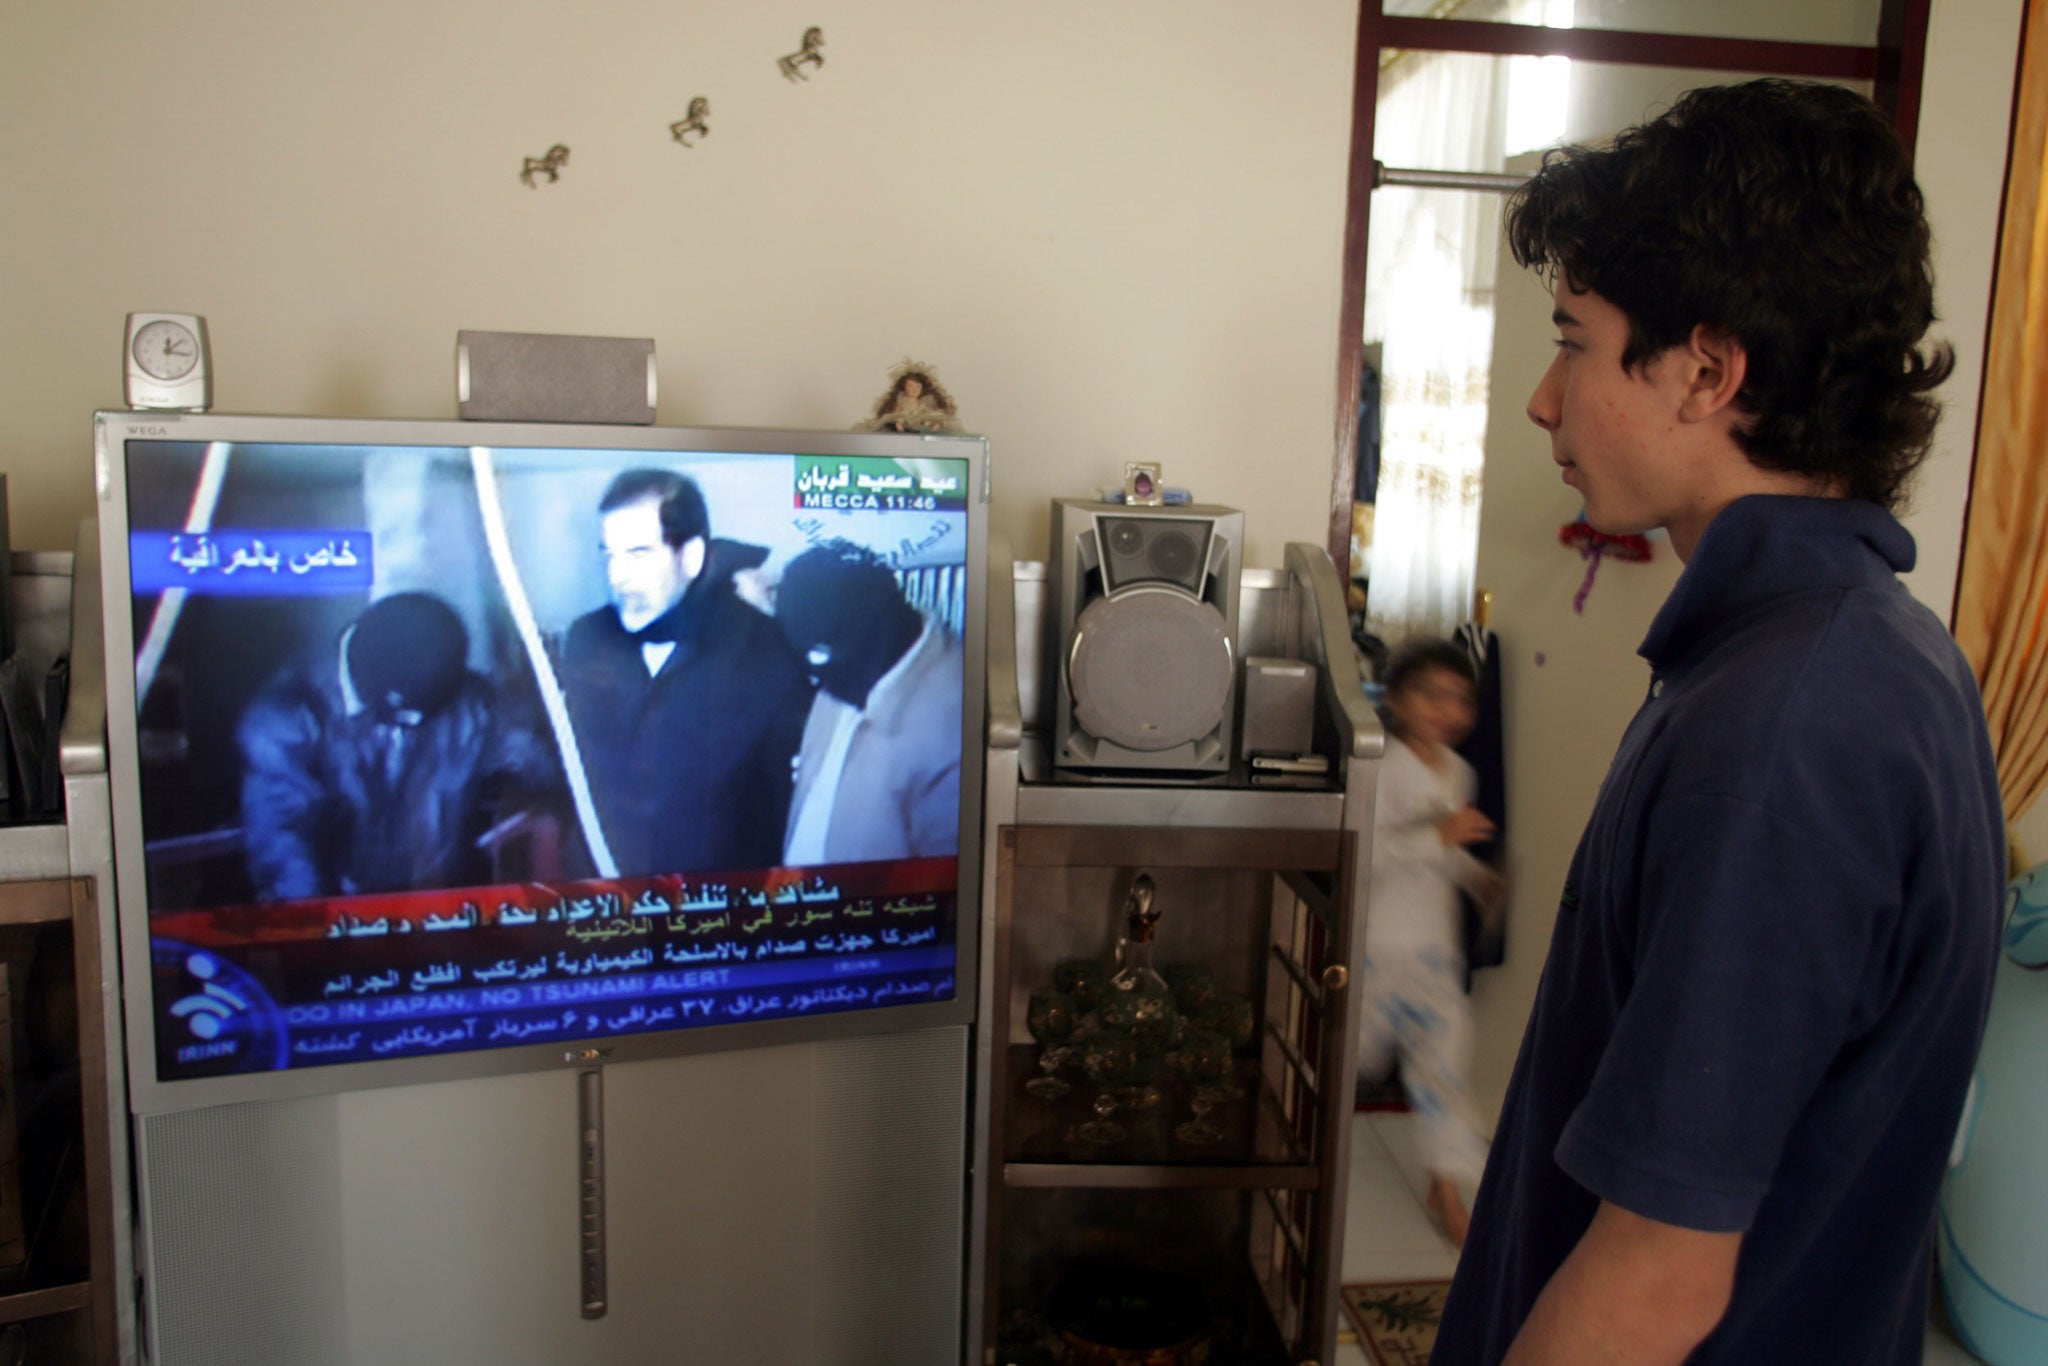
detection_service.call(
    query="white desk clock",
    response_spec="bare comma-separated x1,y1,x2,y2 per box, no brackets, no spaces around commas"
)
124,312,211,411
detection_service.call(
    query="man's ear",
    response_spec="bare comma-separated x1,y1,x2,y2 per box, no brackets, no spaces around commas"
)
1676,324,1748,423
681,536,707,580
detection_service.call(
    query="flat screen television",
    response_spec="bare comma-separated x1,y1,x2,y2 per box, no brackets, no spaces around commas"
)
94,411,987,1114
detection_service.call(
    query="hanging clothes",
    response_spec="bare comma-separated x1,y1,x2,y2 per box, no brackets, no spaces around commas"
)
1355,360,1383,504
1452,620,1507,974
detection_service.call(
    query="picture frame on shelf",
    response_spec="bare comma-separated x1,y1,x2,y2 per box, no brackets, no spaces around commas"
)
1123,462,1164,507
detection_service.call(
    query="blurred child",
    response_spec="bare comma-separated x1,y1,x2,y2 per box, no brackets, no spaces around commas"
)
1358,636,1503,1248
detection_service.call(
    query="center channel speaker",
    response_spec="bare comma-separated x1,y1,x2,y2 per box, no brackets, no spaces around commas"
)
1047,497,1244,775
456,330,658,424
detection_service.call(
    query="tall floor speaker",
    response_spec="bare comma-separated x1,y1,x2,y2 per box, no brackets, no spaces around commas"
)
1046,498,1243,775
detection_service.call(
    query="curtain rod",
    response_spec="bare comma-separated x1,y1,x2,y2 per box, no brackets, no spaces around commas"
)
1374,160,1526,194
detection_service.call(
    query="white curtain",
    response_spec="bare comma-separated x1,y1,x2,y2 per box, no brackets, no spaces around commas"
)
1360,30,1528,642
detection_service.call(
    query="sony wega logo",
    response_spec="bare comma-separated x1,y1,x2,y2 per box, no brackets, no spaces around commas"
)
135,425,168,436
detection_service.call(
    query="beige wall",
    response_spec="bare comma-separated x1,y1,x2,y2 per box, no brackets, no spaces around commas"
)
1,0,1356,566
1464,0,2028,1123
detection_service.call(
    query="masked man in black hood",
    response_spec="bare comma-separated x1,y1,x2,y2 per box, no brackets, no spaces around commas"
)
776,540,962,866
238,591,560,900
559,468,812,877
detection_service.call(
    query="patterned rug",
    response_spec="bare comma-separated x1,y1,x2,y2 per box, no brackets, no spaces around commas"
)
1340,1279,1450,1365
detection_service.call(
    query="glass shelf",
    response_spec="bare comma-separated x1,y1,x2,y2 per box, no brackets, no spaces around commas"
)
1000,1045,1316,1184
982,822,1358,1365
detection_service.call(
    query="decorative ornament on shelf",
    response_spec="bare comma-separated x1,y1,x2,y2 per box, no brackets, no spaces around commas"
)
1559,511,1652,614
1106,873,1177,1062
520,144,569,188
1098,472,1194,506
669,98,711,147
1053,957,1104,1013
1024,988,1077,1100
1022,875,1254,1154
779,27,825,82
1122,462,1164,507
858,359,962,434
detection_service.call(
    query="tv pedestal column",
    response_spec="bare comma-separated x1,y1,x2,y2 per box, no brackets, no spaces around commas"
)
969,542,1383,1365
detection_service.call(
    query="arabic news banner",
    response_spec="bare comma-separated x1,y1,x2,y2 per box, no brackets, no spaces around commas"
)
148,861,960,1067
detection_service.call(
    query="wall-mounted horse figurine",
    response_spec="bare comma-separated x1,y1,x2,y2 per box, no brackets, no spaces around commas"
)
669,98,711,147
779,28,824,82
521,144,569,187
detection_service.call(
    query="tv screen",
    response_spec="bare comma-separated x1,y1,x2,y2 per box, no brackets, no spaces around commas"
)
95,412,986,1113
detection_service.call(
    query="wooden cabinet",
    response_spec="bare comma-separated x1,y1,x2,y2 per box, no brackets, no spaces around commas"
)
971,542,1381,1366
0,874,117,1363
980,825,1359,1365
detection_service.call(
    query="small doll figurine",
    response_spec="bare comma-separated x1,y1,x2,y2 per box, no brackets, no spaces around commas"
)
859,360,962,434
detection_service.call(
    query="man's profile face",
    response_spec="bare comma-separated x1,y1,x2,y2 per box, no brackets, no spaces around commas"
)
601,499,697,632
1527,281,1695,542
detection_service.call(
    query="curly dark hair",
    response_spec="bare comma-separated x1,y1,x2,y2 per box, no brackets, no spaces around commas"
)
1382,636,1477,694
1503,79,1952,511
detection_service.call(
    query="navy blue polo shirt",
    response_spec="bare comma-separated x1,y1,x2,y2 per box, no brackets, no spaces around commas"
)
1434,495,2003,1363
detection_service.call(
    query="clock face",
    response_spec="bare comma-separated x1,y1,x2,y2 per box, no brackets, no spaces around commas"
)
132,319,200,381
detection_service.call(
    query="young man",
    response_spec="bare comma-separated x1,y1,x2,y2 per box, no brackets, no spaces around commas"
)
1433,80,2006,1363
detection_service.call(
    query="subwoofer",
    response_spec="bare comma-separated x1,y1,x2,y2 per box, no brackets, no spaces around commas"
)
1047,497,1244,775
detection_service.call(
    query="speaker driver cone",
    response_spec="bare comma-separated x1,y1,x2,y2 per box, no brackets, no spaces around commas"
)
1068,590,1233,752
1146,529,1199,582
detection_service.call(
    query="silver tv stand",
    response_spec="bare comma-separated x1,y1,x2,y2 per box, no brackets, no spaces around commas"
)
966,540,1384,1364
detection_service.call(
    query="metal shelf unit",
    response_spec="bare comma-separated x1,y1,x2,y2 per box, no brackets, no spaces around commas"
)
969,542,1383,1366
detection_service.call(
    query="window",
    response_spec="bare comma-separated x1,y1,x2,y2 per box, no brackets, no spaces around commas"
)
1329,0,1929,607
